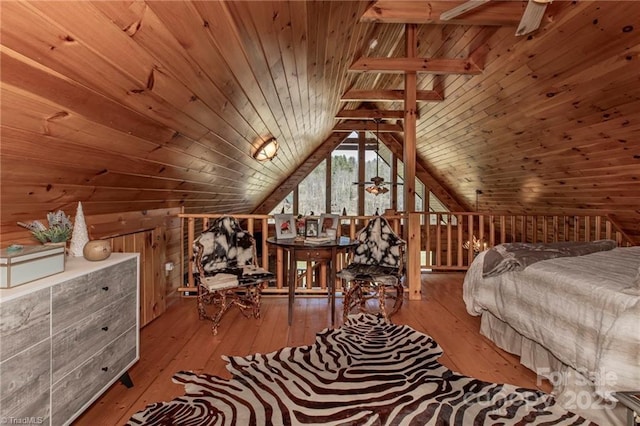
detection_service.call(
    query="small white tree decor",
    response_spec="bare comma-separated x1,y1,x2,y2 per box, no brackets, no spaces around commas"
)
69,202,89,257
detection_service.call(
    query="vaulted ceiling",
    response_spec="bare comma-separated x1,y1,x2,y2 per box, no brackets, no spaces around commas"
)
1,1,639,243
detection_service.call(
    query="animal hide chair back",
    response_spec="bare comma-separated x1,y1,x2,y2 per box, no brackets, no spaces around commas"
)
337,215,406,321
193,216,274,334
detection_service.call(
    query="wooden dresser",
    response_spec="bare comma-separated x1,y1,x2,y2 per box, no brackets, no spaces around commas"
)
0,253,139,425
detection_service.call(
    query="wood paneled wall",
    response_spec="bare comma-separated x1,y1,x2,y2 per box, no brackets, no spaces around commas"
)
2,207,182,327
1,1,639,254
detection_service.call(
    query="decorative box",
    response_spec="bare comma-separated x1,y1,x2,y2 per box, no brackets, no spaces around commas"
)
0,245,65,288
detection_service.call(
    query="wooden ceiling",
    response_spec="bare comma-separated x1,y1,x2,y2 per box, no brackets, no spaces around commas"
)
1,1,639,243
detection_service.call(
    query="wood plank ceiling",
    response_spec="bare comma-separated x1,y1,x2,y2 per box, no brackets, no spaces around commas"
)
1,1,639,244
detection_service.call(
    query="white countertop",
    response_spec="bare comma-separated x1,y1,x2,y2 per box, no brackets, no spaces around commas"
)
0,253,139,302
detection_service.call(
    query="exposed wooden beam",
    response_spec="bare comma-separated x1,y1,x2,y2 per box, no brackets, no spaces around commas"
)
379,133,466,212
468,41,490,71
358,131,365,216
334,137,378,147
361,0,523,26
334,121,403,132
335,108,420,120
349,57,483,74
252,132,349,215
340,89,443,102
335,108,404,120
325,151,332,214
404,24,420,302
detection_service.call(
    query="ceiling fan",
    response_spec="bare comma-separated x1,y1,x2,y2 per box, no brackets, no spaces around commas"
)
352,118,403,196
440,0,552,36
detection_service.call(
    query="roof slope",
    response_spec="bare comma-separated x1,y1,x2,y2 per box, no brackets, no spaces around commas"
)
1,1,638,243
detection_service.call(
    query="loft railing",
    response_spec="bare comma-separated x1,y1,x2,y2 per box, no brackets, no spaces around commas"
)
415,212,632,271
177,213,632,299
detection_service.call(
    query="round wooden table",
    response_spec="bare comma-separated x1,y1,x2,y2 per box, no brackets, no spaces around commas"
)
266,237,358,327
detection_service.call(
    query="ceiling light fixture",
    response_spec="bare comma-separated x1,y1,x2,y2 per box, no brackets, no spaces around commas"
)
365,119,389,196
352,118,401,195
252,136,279,162
366,183,389,196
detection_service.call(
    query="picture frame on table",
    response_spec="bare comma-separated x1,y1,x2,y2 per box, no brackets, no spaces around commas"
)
319,214,339,236
305,218,319,237
274,214,296,240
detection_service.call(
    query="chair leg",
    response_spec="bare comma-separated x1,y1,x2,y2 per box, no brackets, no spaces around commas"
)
209,293,229,336
377,284,388,320
343,282,353,322
387,281,404,318
197,284,264,335
233,284,263,319
198,289,229,335
343,279,404,322
343,282,362,322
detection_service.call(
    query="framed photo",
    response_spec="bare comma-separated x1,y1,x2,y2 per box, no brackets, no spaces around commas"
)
319,214,339,236
295,216,306,237
274,214,296,239
305,218,319,237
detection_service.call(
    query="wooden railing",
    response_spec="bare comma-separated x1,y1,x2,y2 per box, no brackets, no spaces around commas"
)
415,212,632,271
177,213,632,299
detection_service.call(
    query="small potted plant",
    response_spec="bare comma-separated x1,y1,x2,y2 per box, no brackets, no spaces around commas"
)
17,210,73,245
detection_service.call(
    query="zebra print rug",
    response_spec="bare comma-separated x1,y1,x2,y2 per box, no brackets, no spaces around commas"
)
127,314,596,425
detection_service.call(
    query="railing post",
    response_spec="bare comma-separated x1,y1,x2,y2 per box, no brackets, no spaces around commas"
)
407,213,422,300
187,217,195,288
425,212,432,268
276,246,284,289
457,214,463,268
261,219,269,270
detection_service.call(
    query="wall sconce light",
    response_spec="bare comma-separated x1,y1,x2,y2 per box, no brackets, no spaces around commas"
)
252,136,279,162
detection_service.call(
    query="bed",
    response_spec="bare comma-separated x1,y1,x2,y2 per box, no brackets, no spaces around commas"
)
463,243,640,425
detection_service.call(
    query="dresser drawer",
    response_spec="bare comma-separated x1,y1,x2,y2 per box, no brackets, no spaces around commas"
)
52,294,136,383
51,326,137,425
294,249,333,262
0,338,50,423
52,258,137,333
0,287,50,362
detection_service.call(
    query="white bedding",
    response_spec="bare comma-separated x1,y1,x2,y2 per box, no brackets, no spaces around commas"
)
463,246,640,397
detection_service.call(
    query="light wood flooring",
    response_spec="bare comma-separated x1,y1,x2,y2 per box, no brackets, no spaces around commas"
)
75,272,552,425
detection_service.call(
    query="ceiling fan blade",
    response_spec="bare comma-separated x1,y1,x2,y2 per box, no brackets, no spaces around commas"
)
353,181,404,186
440,0,490,21
515,0,548,36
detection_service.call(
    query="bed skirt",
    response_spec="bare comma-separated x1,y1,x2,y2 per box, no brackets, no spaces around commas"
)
480,311,627,426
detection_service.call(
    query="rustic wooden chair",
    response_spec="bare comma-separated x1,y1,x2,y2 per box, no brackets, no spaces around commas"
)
193,216,274,335
337,215,406,322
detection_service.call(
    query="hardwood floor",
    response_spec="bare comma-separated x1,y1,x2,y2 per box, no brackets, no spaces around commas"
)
75,272,551,425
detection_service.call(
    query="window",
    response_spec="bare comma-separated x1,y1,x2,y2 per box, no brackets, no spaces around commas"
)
269,134,434,217
270,192,294,215
331,154,358,215
298,160,326,215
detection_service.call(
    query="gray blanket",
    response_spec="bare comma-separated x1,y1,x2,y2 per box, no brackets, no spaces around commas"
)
482,239,617,278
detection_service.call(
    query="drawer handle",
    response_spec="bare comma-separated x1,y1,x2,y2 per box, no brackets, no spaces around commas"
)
102,367,109,372
102,286,109,291
102,326,109,331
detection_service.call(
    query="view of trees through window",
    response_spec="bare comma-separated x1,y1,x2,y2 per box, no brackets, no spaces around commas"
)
269,140,437,217
298,160,327,215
